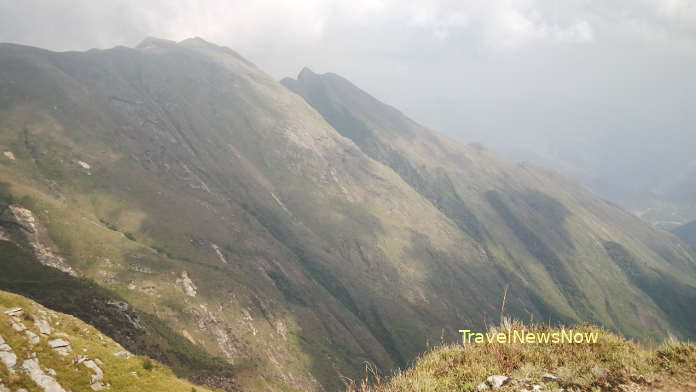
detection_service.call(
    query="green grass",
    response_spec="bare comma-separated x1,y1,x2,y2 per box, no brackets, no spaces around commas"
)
345,320,696,392
0,240,234,382
0,289,218,392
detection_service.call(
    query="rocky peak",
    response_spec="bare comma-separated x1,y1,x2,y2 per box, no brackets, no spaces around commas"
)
297,66,318,81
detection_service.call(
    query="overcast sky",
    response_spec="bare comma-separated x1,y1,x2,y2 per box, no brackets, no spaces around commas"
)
1,0,695,161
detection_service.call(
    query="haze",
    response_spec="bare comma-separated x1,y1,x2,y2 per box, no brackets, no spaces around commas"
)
2,0,695,217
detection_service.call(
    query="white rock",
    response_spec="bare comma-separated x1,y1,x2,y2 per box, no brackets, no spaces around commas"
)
211,243,228,264
77,160,91,170
10,320,27,332
476,382,490,391
83,359,105,390
48,339,70,348
25,330,40,345
46,368,57,376
532,385,543,392
175,271,198,297
486,375,511,389
0,352,17,373
35,319,52,335
0,382,10,392
48,339,72,356
21,358,67,392
2,151,15,161
0,336,17,373
3,307,23,316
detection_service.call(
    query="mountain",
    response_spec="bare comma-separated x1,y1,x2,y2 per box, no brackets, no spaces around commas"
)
0,37,695,391
460,120,696,230
673,221,696,248
0,289,213,392
282,67,696,336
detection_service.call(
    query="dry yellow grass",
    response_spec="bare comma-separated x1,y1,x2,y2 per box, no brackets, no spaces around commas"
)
345,320,696,392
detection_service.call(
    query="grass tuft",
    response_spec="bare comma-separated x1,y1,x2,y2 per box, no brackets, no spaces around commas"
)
345,320,696,392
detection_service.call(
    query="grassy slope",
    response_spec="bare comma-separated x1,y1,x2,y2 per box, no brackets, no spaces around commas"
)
0,39,483,390
0,38,695,392
0,239,235,385
0,289,215,392
346,321,696,392
282,69,696,342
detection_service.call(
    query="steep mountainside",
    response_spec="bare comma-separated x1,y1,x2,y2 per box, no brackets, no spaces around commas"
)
0,289,213,392
282,68,696,338
0,38,695,391
673,221,696,248
459,119,696,230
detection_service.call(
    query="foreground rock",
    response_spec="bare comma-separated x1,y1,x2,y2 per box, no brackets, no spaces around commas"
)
21,358,67,392
0,290,212,392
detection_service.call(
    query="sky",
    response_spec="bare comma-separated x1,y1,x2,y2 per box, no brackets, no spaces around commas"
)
1,0,696,196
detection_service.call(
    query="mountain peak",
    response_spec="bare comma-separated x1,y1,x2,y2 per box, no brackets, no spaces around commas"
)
178,36,216,48
298,66,319,80
135,36,177,50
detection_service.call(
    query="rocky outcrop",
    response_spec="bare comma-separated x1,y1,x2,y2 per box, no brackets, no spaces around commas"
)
82,359,106,390
475,373,564,392
21,358,68,392
0,334,17,373
175,271,198,297
35,318,52,335
47,339,72,356
0,293,208,392
25,330,39,345
6,205,77,276
211,243,228,264
5,308,27,332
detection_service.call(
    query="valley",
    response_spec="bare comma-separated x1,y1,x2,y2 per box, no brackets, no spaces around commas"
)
0,37,695,391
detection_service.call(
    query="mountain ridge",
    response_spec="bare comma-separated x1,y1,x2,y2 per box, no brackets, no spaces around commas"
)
673,220,696,248
0,38,695,391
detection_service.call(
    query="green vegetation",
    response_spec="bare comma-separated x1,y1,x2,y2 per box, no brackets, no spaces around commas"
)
1,38,695,392
0,240,234,384
0,289,216,392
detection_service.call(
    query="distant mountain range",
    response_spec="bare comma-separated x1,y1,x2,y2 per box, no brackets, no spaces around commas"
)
1,37,695,391
467,121,696,230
